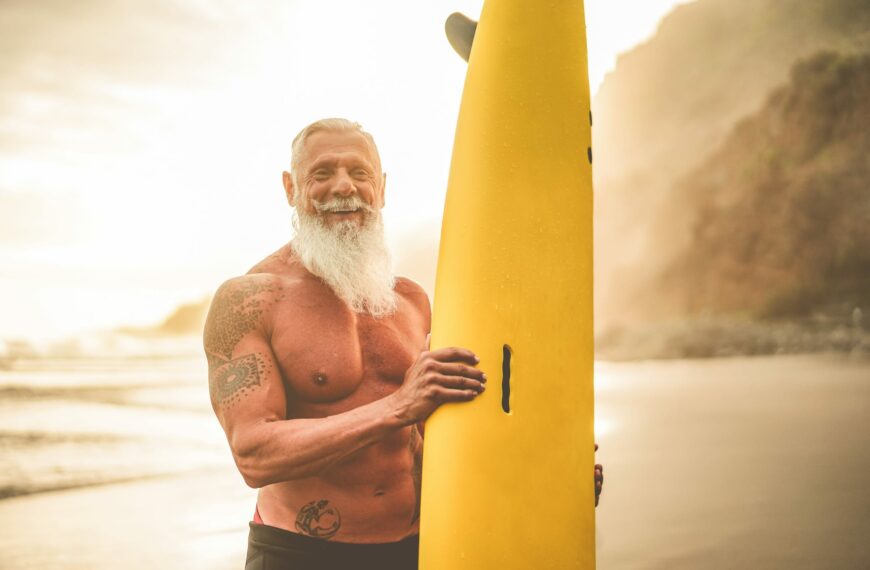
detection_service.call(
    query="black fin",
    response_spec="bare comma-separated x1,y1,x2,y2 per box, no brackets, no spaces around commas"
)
445,12,477,62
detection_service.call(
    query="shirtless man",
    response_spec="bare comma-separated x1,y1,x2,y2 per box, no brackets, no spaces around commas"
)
203,118,603,569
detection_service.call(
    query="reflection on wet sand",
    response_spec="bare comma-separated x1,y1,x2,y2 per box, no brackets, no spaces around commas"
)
595,354,870,570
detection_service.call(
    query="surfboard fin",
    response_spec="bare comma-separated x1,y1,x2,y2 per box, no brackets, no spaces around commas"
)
445,12,477,62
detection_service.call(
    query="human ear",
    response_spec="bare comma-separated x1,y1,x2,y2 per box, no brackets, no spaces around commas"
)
378,172,387,208
282,171,295,206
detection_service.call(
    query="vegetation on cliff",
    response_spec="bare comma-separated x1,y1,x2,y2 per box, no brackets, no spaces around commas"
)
658,51,870,321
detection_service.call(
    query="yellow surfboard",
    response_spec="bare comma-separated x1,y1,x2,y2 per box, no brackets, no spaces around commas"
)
420,1,595,568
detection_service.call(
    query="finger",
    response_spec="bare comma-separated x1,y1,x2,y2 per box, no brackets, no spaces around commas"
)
424,333,431,351
434,361,486,382
428,346,479,365
432,386,481,403
432,374,485,392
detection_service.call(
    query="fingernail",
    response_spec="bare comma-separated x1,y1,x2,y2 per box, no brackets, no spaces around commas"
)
482,373,487,381
480,384,486,391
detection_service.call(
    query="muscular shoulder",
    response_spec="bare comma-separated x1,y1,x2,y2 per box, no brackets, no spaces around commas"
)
395,276,431,323
203,274,287,363
246,245,292,276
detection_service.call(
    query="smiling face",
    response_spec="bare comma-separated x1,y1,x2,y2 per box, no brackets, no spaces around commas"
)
284,129,386,227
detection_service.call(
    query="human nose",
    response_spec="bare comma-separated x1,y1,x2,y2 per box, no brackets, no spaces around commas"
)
331,170,356,197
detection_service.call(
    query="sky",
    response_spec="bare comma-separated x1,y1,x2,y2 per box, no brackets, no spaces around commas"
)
0,0,694,340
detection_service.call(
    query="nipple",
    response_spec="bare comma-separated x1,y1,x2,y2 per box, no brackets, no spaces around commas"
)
313,374,328,386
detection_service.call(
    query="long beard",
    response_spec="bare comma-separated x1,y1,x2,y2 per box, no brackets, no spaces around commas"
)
291,202,398,318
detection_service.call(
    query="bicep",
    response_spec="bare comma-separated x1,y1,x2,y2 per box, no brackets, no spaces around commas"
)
207,332,287,426
205,329,291,484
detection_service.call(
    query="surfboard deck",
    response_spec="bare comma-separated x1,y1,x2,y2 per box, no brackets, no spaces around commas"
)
419,1,596,568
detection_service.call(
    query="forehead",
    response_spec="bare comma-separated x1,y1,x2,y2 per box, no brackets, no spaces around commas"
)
301,130,379,170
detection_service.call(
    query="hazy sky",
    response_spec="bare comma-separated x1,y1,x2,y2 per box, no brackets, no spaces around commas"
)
1,0,693,339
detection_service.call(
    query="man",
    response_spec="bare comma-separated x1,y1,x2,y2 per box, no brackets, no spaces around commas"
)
203,118,603,569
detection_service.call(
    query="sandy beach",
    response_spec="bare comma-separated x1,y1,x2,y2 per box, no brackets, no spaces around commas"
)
1,353,868,569
0,467,255,570
594,354,870,569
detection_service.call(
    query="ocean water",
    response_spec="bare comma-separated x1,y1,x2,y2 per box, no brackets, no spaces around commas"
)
0,352,229,499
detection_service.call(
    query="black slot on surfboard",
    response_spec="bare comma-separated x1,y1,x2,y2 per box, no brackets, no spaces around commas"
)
501,344,512,413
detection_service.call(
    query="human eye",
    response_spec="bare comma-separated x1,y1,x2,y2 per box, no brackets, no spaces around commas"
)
312,169,331,181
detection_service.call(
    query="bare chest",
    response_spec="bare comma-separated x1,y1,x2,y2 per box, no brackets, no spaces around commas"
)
269,296,425,415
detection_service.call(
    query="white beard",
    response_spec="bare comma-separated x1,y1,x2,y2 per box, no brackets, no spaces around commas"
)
291,200,398,318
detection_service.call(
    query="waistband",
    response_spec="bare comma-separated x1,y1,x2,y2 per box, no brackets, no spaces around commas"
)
248,522,419,557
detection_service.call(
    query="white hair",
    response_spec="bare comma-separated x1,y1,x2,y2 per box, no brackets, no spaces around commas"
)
290,118,381,188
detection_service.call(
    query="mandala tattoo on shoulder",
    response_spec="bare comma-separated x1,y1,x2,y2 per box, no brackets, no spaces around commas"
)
295,499,342,539
204,279,281,361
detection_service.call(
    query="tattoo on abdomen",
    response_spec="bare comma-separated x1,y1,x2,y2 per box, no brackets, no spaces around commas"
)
210,353,265,408
296,500,342,539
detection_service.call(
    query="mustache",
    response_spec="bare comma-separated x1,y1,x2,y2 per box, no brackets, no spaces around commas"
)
312,196,375,214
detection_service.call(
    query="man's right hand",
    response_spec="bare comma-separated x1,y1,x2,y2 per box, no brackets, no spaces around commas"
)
391,337,486,424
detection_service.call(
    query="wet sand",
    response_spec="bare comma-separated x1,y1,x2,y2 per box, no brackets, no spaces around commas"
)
1,354,868,569
595,354,870,569
0,467,255,570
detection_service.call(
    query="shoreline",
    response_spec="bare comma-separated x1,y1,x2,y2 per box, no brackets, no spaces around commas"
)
0,469,215,502
596,316,868,361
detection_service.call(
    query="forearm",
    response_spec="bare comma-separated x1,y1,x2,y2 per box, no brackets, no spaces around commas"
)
231,393,409,487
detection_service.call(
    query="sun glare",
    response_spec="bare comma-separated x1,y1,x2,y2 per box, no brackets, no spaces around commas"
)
1,0,691,340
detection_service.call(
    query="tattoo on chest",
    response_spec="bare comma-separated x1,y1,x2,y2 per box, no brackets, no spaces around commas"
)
296,499,342,539
209,353,265,408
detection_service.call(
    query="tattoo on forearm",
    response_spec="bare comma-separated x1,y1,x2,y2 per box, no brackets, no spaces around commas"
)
409,425,423,525
209,353,266,408
296,499,342,539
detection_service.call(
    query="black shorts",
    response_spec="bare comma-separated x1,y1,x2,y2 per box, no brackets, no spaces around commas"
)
245,523,419,570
